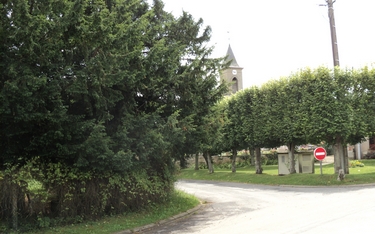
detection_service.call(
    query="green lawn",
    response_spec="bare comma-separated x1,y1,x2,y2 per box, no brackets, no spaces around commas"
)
177,159,375,186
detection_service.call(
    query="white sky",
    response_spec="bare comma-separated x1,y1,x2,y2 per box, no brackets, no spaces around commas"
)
158,0,375,88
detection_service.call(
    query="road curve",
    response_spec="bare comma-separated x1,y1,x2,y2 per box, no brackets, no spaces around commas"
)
143,180,375,234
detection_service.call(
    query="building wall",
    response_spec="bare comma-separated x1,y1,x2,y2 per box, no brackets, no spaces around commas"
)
221,67,243,94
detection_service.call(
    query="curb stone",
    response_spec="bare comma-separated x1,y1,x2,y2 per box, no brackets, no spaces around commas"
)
113,202,205,234
179,179,375,189
279,183,375,188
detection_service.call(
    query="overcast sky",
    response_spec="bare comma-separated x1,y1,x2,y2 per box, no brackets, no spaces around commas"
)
158,0,375,88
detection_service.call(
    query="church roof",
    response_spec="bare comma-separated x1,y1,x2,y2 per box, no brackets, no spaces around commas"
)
226,44,239,67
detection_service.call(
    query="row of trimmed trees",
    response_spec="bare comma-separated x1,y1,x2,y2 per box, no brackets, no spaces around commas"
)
204,66,375,175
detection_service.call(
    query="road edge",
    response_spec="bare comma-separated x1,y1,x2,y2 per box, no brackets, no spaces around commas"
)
113,202,206,234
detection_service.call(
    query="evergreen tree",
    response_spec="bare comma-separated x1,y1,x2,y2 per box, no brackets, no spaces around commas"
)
0,0,228,226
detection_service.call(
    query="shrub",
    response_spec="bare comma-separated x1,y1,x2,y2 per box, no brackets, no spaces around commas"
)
215,162,232,169
214,161,250,169
350,160,365,168
0,160,175,231
236,161,250,168
198,162,208,169
262,153,278,165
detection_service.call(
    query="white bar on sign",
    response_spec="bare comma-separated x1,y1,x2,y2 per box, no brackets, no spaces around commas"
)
316,152,325,156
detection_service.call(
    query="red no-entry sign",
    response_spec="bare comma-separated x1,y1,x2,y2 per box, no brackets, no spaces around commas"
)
314,147,327,161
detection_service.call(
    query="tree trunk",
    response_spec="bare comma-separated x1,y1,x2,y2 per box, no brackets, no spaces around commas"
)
333,136,346,174
179,155,188,169
343,144,349,174
250,148,255,166
255,147,263,174
232,149,237,173
194,153,199,170
287,143,296,174
11,181,18,231
202,153,208,166
206,152,214,174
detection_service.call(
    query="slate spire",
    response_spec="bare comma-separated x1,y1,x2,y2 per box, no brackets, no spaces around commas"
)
226,44,239,67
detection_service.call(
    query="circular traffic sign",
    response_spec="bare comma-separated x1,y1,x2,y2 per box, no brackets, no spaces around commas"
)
314,147,327,161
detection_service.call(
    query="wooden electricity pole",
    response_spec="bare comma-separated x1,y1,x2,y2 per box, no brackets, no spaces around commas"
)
326,0,340,67
325,0,347,174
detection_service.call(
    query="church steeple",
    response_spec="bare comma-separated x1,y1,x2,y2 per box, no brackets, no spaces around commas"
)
221,44,244,94
226,44,239,67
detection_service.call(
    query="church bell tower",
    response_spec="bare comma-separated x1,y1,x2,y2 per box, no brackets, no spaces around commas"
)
221,44,243,94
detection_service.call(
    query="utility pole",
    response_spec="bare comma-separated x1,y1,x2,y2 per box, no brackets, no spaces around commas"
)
322,1,345,174
326,0,340,67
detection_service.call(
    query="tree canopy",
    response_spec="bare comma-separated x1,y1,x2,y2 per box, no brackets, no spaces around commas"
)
217,66,375,174
0,0,228,227
0,0,227,173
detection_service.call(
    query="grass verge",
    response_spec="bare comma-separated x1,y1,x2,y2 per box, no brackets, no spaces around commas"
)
177,159,375,186
10,190,200,234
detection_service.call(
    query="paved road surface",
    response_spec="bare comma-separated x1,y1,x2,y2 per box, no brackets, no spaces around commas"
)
143,180,375,234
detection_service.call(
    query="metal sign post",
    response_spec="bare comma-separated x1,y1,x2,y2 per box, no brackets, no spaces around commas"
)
320,160,323,175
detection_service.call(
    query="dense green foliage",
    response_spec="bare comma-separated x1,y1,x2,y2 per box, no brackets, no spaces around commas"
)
217,66,375,174
0,0,227,230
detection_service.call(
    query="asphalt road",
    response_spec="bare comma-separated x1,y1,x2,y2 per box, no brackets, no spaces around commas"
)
143,180,375,234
